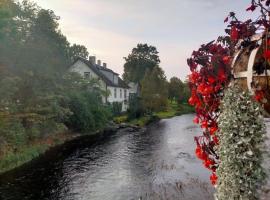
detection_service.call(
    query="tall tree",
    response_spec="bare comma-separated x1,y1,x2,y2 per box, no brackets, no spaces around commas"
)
123,43,160,83
141,67,168,112
168,77,183,102
17,8,70,74
0,0,19,69
69,44,89,62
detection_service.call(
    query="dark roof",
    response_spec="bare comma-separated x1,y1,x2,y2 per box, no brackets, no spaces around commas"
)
96,65,119,75
72,57,129,89
118,77,130,88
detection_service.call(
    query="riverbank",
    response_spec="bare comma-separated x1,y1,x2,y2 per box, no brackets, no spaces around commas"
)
0,132,81,174
0,122,143,175
0,103,193,175
114,102,194,126
0,114,215,200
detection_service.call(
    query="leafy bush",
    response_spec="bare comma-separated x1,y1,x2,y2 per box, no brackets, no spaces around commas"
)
109,102,122,116
127,96,145,120
66,91,111,132
216,85,266,200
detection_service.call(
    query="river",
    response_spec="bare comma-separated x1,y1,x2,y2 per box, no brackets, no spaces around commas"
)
0,114,215,200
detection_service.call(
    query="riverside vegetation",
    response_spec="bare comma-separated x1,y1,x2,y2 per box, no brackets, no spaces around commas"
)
0,0,192,173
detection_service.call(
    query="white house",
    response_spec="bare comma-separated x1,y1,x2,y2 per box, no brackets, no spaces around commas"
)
69,56,130,112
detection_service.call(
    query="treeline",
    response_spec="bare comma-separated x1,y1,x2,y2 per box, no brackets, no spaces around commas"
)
0,0,111,156
123,43,191,119
0,0,191,162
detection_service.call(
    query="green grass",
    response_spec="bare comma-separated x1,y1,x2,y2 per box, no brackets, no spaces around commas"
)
0,144,49,174
155,101,194,119
128,115,158,127
113,115,128,124
0,132,79,174
113,101,194,127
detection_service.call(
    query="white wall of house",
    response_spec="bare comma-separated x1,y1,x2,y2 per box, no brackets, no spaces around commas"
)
69,60,107,102
69,60,97,78
69,59,130,112
107,86,129,111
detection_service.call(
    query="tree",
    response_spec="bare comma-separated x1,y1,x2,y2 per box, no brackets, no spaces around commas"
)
179,81,191,104
123,43,160,83
216,85,266,200
141,67,168,112
168,77,183,102
69,44,89,62
0,0,109,158
17,8,70,74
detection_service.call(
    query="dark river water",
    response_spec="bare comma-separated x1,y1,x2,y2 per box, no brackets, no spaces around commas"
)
0,114,215,200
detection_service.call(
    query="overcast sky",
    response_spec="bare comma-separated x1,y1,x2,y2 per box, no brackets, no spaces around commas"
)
33,0,254,80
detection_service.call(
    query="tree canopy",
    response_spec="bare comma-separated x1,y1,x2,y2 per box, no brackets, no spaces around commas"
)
141,67,168,112
123,43,160,83
0,0,111,160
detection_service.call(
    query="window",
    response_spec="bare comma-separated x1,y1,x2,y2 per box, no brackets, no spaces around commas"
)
84,72,90,79
114,88,117,98
120,89,122,98
124,89,127,99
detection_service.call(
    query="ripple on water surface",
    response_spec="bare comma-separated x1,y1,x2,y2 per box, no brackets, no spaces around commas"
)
0,114,215,200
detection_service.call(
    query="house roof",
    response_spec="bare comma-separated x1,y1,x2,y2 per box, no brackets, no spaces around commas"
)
72,57,129,89
96,65,119,75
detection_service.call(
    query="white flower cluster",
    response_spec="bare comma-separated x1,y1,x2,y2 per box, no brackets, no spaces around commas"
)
216,85,267,200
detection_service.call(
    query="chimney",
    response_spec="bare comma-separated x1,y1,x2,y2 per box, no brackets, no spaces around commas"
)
89,56,96,65
97,60,101,66
103,63,107,68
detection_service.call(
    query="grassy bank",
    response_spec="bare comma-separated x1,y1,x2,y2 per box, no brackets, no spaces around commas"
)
0,132,80,174
114,102,194,127
0,103,194,174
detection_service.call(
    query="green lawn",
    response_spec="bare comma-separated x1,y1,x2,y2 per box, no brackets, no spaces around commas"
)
114,102,194,127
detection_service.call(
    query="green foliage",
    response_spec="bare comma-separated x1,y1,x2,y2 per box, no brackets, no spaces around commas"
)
179,82,191,104
0,144,49,174
69,44,89,62
127,96,144,120
0,118,26,147
66,91,111,132
0,0,113,173
141,67,168,112
129,115,159,127
168,77,183,102
123,43,160,83
109,102,123,116
216,85,267,200
113,115,128,124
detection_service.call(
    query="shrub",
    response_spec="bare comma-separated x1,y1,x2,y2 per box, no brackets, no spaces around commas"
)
216,85,266,200
66,91,111,132
0,118,26,147
127,96,145,120
110,102,122,116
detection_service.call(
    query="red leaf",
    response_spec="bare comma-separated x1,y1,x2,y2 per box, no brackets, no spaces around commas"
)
230,26,239,41
246,4,257,12
222,56,230,65
210,173,218,185
193,116,200,124
263,50,270,60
